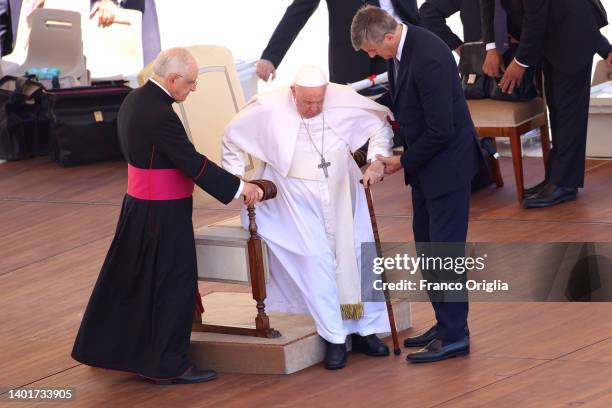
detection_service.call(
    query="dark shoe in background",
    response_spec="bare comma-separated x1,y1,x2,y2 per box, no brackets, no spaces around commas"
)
141,365,217,385
523,184,577,208
524,180,549,196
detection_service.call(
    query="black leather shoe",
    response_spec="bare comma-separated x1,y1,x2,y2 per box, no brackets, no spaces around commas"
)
324,340,347,370
404,325,470,348
406,337,470,363
403,326,437,348
524,180,548,196
141,365,217,385
523,184,577,208
351,334,389,357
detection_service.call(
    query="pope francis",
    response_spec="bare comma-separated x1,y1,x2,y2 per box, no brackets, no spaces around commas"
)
222,66,394,369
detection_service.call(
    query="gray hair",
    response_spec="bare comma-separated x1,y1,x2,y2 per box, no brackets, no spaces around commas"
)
351,5,398,50
152,47,196,78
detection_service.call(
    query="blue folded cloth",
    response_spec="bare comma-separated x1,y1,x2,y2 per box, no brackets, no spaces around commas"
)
25,67,61,80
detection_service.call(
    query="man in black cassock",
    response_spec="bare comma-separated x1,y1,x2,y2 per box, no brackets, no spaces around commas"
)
71,48,263,384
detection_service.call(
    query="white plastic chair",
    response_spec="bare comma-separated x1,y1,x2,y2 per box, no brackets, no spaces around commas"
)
84,8,143,83
17,8,88,86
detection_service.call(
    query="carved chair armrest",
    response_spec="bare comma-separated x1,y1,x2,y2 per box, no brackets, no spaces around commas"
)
249,179,277,201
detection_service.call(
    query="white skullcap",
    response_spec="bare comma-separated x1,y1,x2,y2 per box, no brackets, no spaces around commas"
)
294,65,328,87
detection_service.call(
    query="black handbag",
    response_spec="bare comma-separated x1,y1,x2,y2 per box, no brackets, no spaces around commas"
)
488,44,539,102
47,85,132,166
458,42,490,100
458,42,539,102
0,76,50,161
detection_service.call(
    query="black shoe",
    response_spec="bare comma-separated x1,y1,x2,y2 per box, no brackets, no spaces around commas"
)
141,365,217,385
351,334,389,357
523,184,577,208
406,337,470,363
403,326,437,348
404,325,470,348
324,340,347,370
524,180,549,196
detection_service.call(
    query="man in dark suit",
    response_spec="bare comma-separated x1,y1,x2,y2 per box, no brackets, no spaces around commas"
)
351,5,481,363
256,0,420,84
481,0,612,208
419,0,482,55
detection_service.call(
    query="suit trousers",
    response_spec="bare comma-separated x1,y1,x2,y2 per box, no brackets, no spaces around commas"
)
411,183,470,344
543,58,593,188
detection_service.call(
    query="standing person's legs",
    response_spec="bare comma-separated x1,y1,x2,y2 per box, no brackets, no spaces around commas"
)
545,59,593,189
424,185,470,344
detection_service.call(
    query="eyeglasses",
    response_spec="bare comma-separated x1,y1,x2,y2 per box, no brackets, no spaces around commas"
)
175,73,198,87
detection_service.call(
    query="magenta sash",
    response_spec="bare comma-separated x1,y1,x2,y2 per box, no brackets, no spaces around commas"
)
127,164,194,200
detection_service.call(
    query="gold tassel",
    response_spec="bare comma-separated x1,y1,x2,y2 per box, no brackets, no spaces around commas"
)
340,303,364,320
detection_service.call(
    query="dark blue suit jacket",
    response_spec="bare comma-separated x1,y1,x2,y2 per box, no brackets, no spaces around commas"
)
388,24,481,199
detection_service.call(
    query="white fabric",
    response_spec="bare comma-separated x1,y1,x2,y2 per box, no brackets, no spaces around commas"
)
396,24,408,62
222,83,393,177
148,78,172,98
379,0,402,23
294,65,328,87
222,85,393,343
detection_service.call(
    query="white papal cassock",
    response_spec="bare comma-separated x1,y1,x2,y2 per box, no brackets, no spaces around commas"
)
222,83,394,344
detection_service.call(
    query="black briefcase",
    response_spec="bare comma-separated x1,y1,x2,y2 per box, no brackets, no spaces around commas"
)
458,42,490,100
0,76,50,161
47,85,132,166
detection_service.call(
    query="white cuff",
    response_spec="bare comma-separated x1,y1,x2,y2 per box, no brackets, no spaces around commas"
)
485,42,497,51
234,179,244,199
514,58,529,68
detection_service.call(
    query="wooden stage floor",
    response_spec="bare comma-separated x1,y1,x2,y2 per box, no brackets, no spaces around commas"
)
1,156,612,407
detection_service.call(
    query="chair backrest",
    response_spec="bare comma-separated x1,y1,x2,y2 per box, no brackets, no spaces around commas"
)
44,0,90,37
22,8,83,74
592,59,612,86
138,45,258,206
84,8,143,79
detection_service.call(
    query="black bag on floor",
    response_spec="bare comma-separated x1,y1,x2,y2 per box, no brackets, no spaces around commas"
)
471,137,499,191
47,85,132,166
0,76,50,160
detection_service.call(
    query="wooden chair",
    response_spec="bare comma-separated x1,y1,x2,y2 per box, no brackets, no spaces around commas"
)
192,180,281,339
467,97,551,202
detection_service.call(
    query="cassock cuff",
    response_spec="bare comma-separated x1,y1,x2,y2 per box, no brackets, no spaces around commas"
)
234,179,244,199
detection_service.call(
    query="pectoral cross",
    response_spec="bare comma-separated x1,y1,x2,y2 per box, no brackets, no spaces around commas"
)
318,156,331,178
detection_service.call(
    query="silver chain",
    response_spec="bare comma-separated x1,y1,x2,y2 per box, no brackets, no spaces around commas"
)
300,112,326,160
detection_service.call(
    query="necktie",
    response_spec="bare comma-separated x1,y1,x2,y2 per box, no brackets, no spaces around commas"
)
393,58,400,82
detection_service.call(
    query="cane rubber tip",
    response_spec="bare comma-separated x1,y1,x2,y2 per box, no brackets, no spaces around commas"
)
394,348,401,355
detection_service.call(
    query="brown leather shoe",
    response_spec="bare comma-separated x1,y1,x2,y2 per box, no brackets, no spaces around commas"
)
141,365,217,385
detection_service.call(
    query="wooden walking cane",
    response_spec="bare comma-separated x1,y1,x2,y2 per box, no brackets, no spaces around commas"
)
362,181,401,355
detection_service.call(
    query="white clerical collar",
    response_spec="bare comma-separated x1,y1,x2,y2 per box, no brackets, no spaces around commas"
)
396,24,408,62
149,78,173,99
